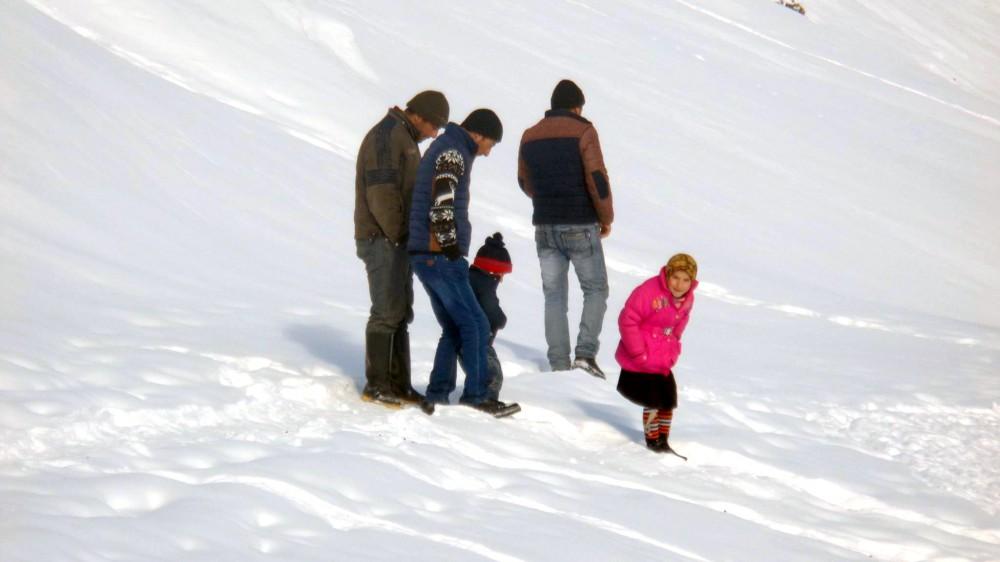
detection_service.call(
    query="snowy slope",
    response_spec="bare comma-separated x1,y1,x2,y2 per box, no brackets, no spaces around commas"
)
2,1,999,561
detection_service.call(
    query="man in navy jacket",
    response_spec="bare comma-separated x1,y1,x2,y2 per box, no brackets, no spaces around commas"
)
518,80,614,378
409,110,520,417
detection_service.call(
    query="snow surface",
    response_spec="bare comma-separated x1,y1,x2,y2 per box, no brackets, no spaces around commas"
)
2,0,999,560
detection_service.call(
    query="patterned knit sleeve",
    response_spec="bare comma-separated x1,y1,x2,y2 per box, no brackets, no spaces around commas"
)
429,149,464,259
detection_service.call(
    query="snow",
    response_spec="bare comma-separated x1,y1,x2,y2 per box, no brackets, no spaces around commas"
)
2,0,999,560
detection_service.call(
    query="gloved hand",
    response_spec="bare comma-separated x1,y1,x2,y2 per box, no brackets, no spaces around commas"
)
443,244,460,261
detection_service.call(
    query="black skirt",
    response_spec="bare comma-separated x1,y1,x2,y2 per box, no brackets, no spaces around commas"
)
617,369,677,409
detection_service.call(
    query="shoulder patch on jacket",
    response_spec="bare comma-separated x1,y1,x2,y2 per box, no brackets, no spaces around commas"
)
592,171,610,199
374,114,396,168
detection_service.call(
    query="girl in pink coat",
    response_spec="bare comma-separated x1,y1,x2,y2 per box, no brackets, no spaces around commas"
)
615,253,698,458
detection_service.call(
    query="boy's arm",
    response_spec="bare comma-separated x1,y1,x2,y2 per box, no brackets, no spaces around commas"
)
473,279,507,333
483,292,507,333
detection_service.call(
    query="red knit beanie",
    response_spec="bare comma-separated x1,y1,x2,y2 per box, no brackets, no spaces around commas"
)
472,232,512,275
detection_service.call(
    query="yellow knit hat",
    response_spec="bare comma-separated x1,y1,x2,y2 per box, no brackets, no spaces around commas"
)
666,253,698,280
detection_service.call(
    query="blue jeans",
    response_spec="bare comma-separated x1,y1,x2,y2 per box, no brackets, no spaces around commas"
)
411,255,491,405
535,224,609,370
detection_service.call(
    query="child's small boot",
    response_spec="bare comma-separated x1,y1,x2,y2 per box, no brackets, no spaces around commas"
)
656,409,687,460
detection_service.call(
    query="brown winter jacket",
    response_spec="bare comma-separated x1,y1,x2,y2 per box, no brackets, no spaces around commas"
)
354,107,422,243
517,110,613,226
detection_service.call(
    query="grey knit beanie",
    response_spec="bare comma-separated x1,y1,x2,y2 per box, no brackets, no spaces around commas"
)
406,90,450,128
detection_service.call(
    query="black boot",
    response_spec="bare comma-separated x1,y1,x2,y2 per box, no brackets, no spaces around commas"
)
659,436,687,460
363,331,400,408
389,326,424,405
462,399,521,418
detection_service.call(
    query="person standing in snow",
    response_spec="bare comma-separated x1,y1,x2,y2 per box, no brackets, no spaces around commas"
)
468,233,513,401
517,79,613,378
421,232,514,409
409,109,520,417
355,91,449,408
615,254,698,458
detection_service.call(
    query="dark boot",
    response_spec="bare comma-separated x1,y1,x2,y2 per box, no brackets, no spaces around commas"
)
389,326,424,405
364,330,397,406
572,357,606,379
659,436,687,460
461,399,521,418
419,400,436,416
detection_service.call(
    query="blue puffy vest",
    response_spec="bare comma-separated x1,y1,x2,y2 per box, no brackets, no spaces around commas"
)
408,124,477,256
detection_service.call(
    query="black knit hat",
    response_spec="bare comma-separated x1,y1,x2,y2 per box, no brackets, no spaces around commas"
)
461,109,503,143
551,79,585,110
406,90,449,128
473,232,512,275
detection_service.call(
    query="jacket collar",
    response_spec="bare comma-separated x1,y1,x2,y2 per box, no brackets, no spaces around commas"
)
443,122,479,155
544,109,591,124
388,106,420,142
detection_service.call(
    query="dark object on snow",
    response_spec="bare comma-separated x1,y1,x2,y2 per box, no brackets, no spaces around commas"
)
573,357,606,379
462,399,521,418
646,435,687,460
361,385,403,409
778,0,805,15
420,400,436,415
394,384,425,406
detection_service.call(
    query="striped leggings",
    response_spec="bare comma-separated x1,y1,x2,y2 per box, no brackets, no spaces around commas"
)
643,408,673,442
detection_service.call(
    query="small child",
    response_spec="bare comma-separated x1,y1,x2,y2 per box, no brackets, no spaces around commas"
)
469,232,513,401
615,253,698,458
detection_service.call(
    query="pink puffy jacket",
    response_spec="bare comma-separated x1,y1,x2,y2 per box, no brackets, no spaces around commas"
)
614,268,697,375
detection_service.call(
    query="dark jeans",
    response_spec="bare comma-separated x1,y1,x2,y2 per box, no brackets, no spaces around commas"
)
357,238,414,333
357,238,413,392
411,254,490,405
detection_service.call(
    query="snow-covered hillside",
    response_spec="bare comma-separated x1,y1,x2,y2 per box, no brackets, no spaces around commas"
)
2,1,999,560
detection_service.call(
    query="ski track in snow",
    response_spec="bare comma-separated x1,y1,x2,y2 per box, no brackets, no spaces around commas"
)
671,0,1000,128
5,1,1000,559
148,473,523,562
21,0,358,159
18,0,998,352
